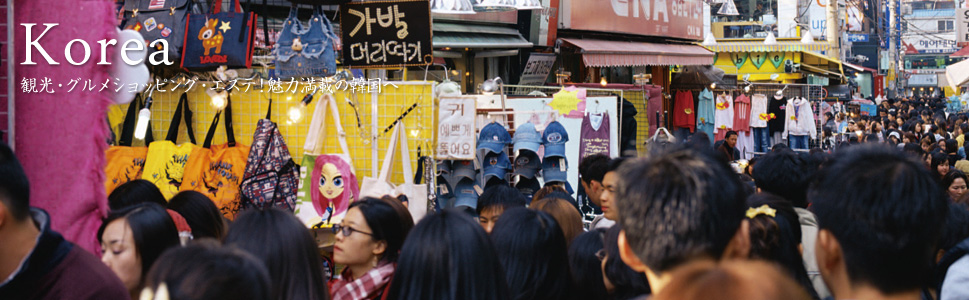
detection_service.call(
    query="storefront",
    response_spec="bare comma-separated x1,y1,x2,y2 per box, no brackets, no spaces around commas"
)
703,39,845,83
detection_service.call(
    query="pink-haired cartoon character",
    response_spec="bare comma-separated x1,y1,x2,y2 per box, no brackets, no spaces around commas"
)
311,155,358,218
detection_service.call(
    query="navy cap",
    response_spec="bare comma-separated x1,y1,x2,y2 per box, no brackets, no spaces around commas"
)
542,156,569,183
435,175,454,210
512,150,542,179
482,151,511,182
513,122,543,154
515,176,542,200
477,123,512,154
452,160,477,181
542,121,569,158
453,177,479,209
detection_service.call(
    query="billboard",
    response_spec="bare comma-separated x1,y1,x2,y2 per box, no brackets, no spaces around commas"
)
562,0,704,40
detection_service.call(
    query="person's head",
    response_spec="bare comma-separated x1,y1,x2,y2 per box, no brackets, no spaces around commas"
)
378,195,416,235
223,208,329,300
932,151,950,178
97,203,180,295
942,170,969,201
578,153,611,207
333,198,409,273
530,196,583,246
825,112,834,122
745,193,819,299
108,179,167,212
602,225,652,299
724,131,739,149
903,133,918,144
567,229,609,300
0,142,29,226
144,240,272,300
167,191,226,240
491,208,571,300
809,144,948,297
653,260,811,300
751,149,814,208
476,185,527,234
532,185,567,203
387,209,510,300
946,139,959,155
599,157,628,221
615,146,749,293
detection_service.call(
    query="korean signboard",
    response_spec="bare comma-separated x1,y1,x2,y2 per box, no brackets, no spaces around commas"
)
437,97,476,160
518,53,556,85
847,33,869,42
562,0,704,40
340,0,433,68
908,74,938,86
958,8,969,43
902,34,958,54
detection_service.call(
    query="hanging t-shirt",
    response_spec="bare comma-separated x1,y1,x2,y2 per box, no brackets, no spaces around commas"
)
673,90,696,132
646,86,664,138
749,94,769,128
697,88,716,141
580,112,611,159
714,94,735,133
768,95,787,135
734,94,751,132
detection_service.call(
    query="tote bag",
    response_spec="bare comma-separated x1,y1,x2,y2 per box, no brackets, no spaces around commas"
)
142,92,198,200
239,99,300,211
105,94,156,194
180,0,256,70
120,0,204,63
274,5,338,79
360,122,429,220
296,94,358,225
180,94,250,220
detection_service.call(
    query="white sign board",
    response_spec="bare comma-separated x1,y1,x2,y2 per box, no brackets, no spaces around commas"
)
909,74,939,86
518,53,556,85
958,8,969,43
903,34,959,54
437,97,477,160
809,0,827,39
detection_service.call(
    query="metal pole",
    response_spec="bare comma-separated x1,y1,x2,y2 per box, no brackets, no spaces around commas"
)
6,0,14,149
827,0,840,61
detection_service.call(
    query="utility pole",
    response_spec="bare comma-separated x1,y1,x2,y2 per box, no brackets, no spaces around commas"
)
827,0,841,76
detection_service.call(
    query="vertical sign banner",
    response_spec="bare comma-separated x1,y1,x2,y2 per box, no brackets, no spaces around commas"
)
809,0,827,39
519,53,556,85
958,8,969,43
437,97,476,160
340,0,433,68
847,3,864,32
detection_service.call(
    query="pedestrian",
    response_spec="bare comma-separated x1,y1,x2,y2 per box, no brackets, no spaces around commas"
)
491,208,572,300
329,199,409,300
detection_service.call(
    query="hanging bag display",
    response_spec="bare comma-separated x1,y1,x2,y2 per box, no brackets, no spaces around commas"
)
120,0,204,64
180,94,251,220
296,94,359,225
239,98,300,212
180,0,256,70
275,5,338,79
105,94,156,194
360,121,429,220
142,93,198,200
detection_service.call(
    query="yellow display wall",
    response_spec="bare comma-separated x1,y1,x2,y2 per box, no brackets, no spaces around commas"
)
712,52,803,82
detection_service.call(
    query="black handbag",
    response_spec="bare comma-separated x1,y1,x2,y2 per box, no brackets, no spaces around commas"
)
120,0,205,64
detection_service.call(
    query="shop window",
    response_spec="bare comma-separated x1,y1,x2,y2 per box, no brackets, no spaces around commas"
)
711,0,778,38
938,20,953,31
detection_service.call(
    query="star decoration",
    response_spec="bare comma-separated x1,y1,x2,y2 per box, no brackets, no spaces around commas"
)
219,20,232,32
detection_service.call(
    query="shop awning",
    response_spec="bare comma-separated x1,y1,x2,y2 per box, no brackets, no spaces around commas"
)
703,41,832,53
560,38,715,67
946,58,969,90
800,51,845,80
952,46,969,58
433,23,532,49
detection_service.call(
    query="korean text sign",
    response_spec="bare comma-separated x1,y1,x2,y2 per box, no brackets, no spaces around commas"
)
340,0,433,68
437,97,476,160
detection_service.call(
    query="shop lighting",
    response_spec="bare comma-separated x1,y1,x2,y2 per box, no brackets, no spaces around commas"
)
287,92,316,124
702,31,718,46
514,0,542,10
710,82,717,89
472,0,516,12
208,90,228,110
601,77,608,86
800,29,814,44
481,77,507,112
744,85,752,93
431,0,476,14
763,32,778,46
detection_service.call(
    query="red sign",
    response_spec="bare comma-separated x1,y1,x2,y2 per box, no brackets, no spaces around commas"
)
564,0,704,40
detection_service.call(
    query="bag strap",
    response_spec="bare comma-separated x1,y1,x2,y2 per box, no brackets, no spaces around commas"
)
266,95,273,120
166,92,197,144
118,94,142,146
376,122,400,183
262,0,271,48
316,6,339,42
397,122,415,185
212,0,243,13
303,94,328,154
202,93,236,148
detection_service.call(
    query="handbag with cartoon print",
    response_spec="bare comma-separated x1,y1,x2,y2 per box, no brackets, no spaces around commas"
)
142,93,198,200
180,0,256,70
120,0,204,64
274,5,339,79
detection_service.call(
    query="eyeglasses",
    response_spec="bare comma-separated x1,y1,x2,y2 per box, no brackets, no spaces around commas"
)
332,224,373,237
595,249,607,262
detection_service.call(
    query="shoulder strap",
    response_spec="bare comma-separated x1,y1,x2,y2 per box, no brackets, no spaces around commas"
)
203,93,237,148
119,94,142,146
266,96,273,120
166,93,197,144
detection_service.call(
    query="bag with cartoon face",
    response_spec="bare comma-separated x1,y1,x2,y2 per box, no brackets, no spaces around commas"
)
295,94,358,225
142,93,198,200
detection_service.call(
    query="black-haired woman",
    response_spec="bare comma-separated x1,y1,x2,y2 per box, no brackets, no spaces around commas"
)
490,208,572,300
745,194,821,300
602,226,652,299
98,202,180,299
168,191,227,240
568,229,609,300
330,198,410,300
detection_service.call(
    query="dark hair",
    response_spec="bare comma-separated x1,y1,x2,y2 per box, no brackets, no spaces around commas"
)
476,185,527,216
579,153,611,185
603,225,652,299
809,144,948,294
615,146,747,272
725,130,738,139
387,209,510,300
932,152,950,179
946,139,959,154
348,198,409,263
607,157,628,173
378,195,416,236
567,229,609,300
223,208,328,300
97,202,180,289
167,191,226,240
108,179,167,211
145,240,272,300
903,143,924,158
751,149,815,208
745,194,819,300
864,133,880,143
490,208,571,300
771,143,790,152
939,203,969,253
653,260,812,300
532,185,567,204
0,142,29,221
942,170,968,198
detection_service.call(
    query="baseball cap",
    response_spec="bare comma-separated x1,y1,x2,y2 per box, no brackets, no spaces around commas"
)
435,176,454,210
512,150,541,179
477,122,512,154
542,121,569,158
436,160,452,176
482,151,511,182
515,176,542,201
513,122,543,154
542,156,569,183
453,177,479,209
452,160,477,181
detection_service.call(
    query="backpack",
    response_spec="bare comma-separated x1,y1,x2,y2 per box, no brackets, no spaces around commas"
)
239,102,299,211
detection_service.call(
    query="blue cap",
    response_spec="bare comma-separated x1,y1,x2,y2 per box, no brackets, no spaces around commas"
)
482,151,511,182
435,175,454,210
512,150,541,179
452,160,477,181
542,121,569,158
515,176,542,200
453,177,479,209
542,157,569,183
477,123,512,154
513,122,543,154
436,160,452,176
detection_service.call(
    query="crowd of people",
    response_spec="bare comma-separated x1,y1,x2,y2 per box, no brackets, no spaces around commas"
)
3,96,969,300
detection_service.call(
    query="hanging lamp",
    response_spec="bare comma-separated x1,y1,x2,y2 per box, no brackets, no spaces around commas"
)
473,0,516,12
764,31,778,45
717,0,739,15
431,0,476,14
800,29,815,44
514,0,542,10
702,30,718,46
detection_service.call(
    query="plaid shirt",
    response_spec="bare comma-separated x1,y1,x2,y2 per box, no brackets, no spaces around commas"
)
331,262,395,300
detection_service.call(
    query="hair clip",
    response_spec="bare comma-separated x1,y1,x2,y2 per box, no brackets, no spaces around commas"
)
746,204,776,219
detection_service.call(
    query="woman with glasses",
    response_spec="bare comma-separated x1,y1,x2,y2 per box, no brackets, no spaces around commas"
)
330,198,410,300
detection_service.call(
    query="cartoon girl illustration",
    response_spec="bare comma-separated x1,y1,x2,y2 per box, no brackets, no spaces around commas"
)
311,155,358,219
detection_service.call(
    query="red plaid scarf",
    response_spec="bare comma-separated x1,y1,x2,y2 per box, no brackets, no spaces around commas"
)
331,262,395,300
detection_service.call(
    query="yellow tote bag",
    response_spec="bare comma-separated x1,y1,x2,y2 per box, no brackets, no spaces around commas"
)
105,95,155,194
143,93,198,200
